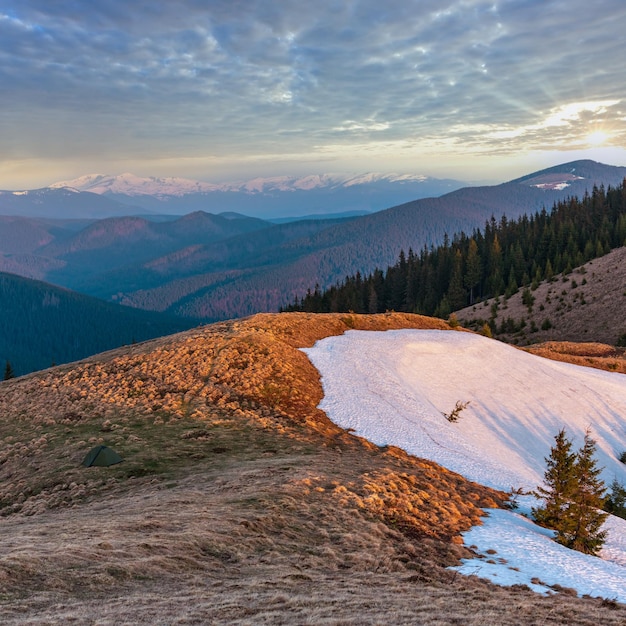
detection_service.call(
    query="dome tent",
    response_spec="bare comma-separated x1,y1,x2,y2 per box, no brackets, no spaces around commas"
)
81,445,123,467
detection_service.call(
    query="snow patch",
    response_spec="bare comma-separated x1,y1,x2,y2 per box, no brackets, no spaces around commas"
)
452,508,626,602
303,329,626,600
532,182,571,190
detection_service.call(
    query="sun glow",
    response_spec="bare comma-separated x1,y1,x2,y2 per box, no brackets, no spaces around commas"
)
586,130,609,146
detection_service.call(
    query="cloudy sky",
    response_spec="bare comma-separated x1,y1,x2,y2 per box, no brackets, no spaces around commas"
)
1,0,626,189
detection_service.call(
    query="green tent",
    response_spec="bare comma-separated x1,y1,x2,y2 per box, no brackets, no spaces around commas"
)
81,445,123,467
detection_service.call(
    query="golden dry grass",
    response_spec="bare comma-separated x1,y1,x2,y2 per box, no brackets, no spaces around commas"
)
525,341,626,374
0,312,625,624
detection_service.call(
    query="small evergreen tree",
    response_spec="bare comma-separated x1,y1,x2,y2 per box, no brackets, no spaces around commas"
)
532,429,577,533
521,287,535,312
567,431,607,554
533,429,607,555
605,479,626,519
3,360,14,381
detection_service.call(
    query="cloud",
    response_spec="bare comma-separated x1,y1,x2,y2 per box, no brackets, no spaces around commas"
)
1,0,626,186
480,100,623,147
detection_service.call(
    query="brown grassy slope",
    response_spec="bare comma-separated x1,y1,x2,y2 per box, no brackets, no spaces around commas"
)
456,245,626,347
524,341,626,375
0,312,625,624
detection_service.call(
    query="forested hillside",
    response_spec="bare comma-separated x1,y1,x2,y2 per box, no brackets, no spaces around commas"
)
286,181,626,324
2,161,626,324
111,162,626,320
0,273,193,376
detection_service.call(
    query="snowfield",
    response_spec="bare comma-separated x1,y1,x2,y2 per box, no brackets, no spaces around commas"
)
303,329,626,601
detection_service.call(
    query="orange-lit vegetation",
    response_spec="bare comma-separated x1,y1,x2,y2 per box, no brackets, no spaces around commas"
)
0,313,624,623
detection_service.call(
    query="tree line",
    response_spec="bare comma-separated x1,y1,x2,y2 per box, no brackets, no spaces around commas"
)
284,181,626,318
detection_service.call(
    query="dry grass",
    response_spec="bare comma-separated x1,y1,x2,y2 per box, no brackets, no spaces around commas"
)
525,341,626,375
0,312,625,624
457,245,626,347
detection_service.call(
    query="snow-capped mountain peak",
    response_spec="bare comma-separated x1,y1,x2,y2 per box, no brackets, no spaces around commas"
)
49,173,220,198
48,171,440,198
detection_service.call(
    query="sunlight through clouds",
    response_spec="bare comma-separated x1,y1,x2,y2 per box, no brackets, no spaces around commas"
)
586,130,609,146
541,101,620,129
1,0,626,187
483,101,622,148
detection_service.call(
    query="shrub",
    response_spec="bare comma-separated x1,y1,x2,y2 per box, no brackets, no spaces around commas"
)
505,487,526,510
442,400,470,423
522,288,535,312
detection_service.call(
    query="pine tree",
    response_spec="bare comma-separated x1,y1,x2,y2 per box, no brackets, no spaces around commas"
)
446,250,466,310
3,360,14,380
544,258,554,282
533,429,608,555
605,479,626,519
486,234,504,296
463,238,481,305
567,431,607,554
532,429,578,534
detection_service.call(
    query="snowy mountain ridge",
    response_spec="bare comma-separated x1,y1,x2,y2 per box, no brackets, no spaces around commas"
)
48,171,434,198
47,162,607,198
4,159,625,220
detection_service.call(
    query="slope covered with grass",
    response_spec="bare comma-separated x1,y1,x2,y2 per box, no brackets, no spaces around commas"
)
0,313,625,624
457,245,626,347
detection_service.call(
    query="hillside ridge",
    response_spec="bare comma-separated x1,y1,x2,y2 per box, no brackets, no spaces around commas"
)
1,312,626,623
1,160,626,328
457,245,626,349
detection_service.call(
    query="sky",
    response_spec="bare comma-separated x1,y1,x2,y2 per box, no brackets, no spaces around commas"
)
304,329,626,600
2,0,626,189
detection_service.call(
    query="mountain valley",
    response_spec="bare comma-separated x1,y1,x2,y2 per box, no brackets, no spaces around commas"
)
2,160,626,328
1,162,626,622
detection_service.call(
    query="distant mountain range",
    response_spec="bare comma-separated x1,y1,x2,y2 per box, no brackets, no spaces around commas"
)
1,171,467,220
1,159,626,328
